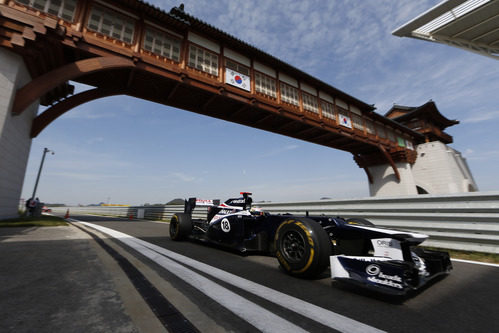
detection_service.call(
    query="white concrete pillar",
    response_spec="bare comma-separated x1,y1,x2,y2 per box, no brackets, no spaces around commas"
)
412,141,478,194
368,162,418,197
0,48,38,219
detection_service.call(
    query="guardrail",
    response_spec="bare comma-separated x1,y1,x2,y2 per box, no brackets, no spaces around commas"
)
51,191,499,254
52,205,208,220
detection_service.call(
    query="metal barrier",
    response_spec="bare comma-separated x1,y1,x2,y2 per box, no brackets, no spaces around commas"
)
52,192,499,254
52,205,208,221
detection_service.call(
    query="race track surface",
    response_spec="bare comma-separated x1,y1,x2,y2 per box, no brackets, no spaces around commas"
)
67,215,499,333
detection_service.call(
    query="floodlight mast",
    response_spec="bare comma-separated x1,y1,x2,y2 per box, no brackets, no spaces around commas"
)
31,147,54,200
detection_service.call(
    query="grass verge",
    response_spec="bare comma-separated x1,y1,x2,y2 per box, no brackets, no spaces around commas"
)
0,215,68,227
424,247,499,264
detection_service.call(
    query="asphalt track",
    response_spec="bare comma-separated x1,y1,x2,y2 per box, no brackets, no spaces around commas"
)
68,215,499,333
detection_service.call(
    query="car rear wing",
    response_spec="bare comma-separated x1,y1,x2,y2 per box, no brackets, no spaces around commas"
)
184,198,221,215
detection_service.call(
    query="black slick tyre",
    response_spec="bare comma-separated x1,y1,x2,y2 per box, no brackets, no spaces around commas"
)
170,213,192,241
274,218,331,278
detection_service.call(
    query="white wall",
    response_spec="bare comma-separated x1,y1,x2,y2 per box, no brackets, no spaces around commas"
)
366,141,478,197
0,48,38,219
412,141,478,194
368,162,418,197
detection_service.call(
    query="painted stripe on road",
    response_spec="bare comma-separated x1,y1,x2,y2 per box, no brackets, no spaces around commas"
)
80,221,386,333
79,221,308,333
452,258,499,267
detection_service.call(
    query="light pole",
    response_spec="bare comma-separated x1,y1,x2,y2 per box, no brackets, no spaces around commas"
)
31,147,54,200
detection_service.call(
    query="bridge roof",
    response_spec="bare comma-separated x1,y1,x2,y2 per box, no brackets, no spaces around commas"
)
1,0,426,162
386,101,459,129
393,0,499,60
128,1,377,113
138,2,425,139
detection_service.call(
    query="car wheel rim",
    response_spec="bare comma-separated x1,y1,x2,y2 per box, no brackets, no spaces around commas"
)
170,220,178,235
281,230,306,263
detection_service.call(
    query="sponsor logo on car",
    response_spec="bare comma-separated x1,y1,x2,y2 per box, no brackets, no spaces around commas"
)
366,265,403,289
196,199,214,205
230,199,246,204
366,264,381,275
376,239,395,247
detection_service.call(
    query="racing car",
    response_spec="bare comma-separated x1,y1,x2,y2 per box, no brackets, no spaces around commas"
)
169,192,452,295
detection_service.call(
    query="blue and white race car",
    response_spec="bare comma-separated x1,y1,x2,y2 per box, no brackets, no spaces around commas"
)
169,192,452,295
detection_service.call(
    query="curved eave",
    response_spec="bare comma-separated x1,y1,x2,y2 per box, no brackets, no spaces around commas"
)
394,102,459,129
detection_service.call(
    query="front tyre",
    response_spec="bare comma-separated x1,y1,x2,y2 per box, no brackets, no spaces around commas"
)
274,218,331,278
170,213,192,241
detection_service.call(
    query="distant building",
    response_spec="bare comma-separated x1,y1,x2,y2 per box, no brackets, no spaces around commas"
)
385,101,478,194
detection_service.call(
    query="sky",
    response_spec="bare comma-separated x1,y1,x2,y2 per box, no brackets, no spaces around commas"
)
20,0,499,206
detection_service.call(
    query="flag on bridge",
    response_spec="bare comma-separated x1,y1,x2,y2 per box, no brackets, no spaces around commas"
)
338,114,352,129
225,68,251,92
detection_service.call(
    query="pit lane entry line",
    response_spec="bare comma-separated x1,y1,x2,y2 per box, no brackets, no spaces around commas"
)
79,221,386,333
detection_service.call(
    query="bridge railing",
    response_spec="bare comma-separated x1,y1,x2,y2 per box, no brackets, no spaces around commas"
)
51,192,499,254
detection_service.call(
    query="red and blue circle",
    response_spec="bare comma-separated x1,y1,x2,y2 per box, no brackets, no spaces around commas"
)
234,75,242,84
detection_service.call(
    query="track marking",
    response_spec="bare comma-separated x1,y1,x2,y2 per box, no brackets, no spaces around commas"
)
80,221,386,333
451,258,499,268
79,221,307,333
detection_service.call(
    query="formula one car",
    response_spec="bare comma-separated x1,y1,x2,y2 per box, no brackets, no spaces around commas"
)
169,192,452,295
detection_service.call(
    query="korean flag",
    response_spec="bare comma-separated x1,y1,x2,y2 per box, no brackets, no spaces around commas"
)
338,114,352,129
226,68,251,92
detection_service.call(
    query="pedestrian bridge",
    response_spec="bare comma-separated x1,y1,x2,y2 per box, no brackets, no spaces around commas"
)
1,0,423,166
0,0,428,218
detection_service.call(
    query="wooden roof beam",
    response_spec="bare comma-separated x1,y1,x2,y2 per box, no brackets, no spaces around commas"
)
12,56,135,115
31,86,125,137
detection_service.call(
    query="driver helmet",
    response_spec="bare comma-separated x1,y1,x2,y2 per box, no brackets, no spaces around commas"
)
250,206,264,215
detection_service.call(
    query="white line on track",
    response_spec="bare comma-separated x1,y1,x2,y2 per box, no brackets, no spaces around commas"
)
451,258,499,268
79,221,386,333
79,221,307,333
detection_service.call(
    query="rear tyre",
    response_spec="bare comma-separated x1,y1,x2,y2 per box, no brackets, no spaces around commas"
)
274,218,331,278
170,213,192,241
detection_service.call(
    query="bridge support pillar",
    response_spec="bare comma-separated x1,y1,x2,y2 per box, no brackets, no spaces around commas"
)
367,162,418,197
0,48,38,219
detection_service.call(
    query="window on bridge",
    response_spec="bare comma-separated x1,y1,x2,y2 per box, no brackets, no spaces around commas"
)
320,100,336,121
302,92,319,114
225,59,249,76
87,5,135,44
386,129,396,142
16,0,77,21
365,119,376,136
280,82,299,107
376,124,386,139
351,114,364,131
255,72,277,98
188,44,219,76
143,28,181,62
